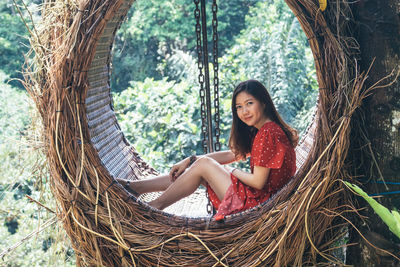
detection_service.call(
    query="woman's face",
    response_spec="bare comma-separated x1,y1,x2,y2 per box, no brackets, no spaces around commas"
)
235,91,269,129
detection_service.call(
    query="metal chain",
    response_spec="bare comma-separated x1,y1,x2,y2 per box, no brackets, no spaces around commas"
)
194,0,217,215
194,0,208,154
212,0,221,152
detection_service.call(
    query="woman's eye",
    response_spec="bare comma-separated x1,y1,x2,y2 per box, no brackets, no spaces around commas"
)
247,101,253,105
236,106,242,110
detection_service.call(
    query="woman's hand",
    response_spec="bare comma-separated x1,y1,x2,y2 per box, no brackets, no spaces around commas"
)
169,157,190,181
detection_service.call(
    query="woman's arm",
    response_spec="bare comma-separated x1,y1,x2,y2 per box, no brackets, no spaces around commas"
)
200,150,237,165
231,166,270,190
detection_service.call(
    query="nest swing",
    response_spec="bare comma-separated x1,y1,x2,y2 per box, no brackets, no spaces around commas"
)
25,0,370,265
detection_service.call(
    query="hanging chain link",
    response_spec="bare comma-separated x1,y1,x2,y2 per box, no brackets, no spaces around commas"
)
194,0,208,154
194,0,220,215
212,0,221,152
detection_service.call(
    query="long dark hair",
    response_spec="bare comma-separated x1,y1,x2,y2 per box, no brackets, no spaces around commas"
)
229,80,298,160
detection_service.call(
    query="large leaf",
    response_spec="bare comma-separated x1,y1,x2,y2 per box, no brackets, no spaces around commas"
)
345,182,400,240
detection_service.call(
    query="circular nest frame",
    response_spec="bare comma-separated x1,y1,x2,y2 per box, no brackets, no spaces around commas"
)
25,0,370,266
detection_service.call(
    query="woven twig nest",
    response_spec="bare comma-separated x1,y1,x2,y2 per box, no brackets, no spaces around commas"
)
25,0,368,265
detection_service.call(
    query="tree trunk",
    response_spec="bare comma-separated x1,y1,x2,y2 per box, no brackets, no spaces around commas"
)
348,0,400,266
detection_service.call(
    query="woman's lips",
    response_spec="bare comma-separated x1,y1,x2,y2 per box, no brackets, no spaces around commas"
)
242,116,252,124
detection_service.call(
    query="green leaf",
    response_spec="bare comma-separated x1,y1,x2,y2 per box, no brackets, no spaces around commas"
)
344,182,400,240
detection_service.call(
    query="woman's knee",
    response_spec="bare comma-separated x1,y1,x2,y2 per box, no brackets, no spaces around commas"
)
192,156,216,169
191,156,224,180
189,156,214,176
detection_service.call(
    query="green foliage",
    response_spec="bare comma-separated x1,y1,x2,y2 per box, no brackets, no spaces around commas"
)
111,0,256,92
0,75,75,266
0,2,30,89
155,48,234,144
114,78,206,172
0,73,30,138
345,182,400,240
219,0,318,133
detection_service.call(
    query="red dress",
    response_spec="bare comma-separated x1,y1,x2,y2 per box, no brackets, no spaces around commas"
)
207,121,296,220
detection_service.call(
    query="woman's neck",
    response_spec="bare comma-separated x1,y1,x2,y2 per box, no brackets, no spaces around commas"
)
255,117,272,130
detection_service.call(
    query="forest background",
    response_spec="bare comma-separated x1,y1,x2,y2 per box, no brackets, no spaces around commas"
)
0,0,318,265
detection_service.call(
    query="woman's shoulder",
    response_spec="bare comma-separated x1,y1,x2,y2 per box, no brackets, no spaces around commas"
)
256,122,292,146
259,121,285,136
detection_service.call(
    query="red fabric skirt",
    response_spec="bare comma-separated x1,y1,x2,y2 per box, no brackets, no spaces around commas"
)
207,173,271,220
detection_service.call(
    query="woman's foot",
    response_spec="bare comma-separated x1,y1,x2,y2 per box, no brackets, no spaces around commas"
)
116,178,140,197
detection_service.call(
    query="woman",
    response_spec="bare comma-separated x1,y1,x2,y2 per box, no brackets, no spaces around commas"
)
117,80,298,220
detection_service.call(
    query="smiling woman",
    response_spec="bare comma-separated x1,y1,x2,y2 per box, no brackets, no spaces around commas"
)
116,79,298,221
24,0,368,265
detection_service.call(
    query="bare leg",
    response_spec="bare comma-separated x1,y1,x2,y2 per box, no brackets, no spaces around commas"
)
149,156,232,210
116,175,172,195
